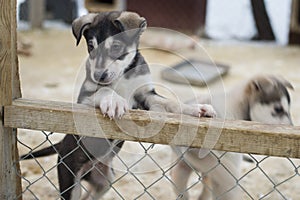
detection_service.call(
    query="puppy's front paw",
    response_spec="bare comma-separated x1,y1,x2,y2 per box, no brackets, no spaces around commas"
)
186,104,217,118
99,95,129,119
198,104,216,118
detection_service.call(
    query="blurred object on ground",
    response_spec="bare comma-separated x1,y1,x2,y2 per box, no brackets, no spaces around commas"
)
17,36,32,56
161,59,229,87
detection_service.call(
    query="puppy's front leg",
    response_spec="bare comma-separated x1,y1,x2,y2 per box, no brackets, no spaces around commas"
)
148,95,216,118
180,103,216,118
170,157,192,200
94,87,129,119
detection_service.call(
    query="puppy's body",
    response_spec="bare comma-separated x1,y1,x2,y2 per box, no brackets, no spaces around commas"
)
171,75,293,200
21,11,216,200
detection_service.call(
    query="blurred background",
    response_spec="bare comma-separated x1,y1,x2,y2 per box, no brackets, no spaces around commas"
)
16,0,300,115
17,0,299,44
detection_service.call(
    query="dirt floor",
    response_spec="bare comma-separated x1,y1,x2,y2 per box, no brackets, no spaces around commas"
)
17,28,300,199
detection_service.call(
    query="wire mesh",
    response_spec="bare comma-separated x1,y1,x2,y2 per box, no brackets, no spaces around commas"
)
16,129,300,200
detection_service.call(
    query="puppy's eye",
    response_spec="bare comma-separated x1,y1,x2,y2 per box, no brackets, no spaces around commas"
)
274,105,284,114
110,43,125,60
111,43,122,53
87,41,94,52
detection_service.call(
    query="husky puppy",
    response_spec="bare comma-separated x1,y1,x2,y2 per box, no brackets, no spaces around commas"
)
171,75,293,200
21,11,216,200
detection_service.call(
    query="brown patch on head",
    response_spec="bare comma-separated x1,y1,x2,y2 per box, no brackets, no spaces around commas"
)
113,11,147,32
272,76,294,90
72,11,147,51
244,75,293,105
72,11,147,45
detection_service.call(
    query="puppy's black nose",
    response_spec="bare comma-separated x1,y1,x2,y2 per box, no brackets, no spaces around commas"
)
100,72,108,81
95,70,108,81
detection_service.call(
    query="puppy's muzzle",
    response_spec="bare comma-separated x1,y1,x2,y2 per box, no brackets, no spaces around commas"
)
95,70,108,81
94,69,114,85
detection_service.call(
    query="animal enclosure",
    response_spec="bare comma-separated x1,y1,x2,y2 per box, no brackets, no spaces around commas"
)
1,1,300,200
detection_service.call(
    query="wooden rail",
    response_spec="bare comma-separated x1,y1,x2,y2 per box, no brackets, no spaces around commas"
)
5,98,300,159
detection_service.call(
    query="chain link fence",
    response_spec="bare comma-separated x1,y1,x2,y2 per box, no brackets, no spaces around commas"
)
17,129,300,200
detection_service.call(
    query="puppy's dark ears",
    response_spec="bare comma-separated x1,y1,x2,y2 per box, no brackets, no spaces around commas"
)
275,76,294,90
249,76,275,94
251,78,271,92
113,12,147,33
72,13,97,46
251,75,294,92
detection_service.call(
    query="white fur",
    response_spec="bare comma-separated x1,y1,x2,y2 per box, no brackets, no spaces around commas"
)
104,37,113,49
92,37,98,49
114,74,153,106
171,76,293,200
70,173,83,200
88,56,100,84
250,97,291,124
82,79,98,92
88,37,100,84
89,39,137,85
98,88,129,119
104,45,137,84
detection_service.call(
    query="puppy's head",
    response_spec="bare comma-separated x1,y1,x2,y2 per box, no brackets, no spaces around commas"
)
72,11,147,85
245,75,294,125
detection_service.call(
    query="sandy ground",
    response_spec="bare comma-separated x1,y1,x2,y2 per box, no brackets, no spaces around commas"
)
17,28,300,200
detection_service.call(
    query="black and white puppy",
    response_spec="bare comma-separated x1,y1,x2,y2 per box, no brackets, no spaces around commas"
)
171,75,294,200
21,11,216,200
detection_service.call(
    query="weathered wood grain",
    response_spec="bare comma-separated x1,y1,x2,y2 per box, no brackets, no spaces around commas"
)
5,98,300,159
0,0,22,199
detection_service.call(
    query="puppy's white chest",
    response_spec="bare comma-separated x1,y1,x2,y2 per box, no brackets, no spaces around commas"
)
113,74,153,107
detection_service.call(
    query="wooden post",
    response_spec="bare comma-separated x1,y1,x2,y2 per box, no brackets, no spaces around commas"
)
0,0,22,199
250,0,275,41
289,0,300,44
29,0,45,28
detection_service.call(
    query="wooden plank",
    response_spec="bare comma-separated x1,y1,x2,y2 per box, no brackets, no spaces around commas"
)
4,98,300,159
0,0,22,199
